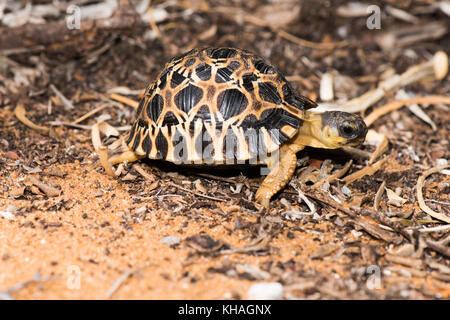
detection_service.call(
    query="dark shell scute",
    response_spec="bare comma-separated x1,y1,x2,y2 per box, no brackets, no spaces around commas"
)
258,82,282,104
228,61,241,71
158,70,168,90
138,119,148,128
242,73,258,92
260,108,301,129
253,60,276,74
215,67,233,83
207,48,238,59
146,94,164,122
155,131,168,159
217,89,248,120
240,108,300,134
171,71,186,88
195,125,213,162
135,98,146,119
174,84,203,114
184,58,196,67
131,129,142,151
195,63,212,81
282,84,317,110
161,111,180,126
222,128,239,160
142,133,152,156
126,122,138,146
194,105,212,121
172,129,187,162
170,48,197,63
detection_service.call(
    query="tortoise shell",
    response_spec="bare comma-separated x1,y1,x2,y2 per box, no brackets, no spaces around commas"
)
125,47,317,164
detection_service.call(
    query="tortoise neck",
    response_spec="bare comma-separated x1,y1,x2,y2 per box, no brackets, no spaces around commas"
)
292,112,336,149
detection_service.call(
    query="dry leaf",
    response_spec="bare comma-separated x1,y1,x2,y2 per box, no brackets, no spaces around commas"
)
385,188,407,207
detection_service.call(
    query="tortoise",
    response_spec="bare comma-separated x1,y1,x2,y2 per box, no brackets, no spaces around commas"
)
109,47,368,208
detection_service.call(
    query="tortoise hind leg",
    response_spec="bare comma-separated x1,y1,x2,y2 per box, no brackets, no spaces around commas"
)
255,143,303,209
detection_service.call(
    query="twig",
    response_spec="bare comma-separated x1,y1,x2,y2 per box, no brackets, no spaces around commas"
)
418,224,450,233
341,157,387,184
105,262,154,299
425,238,450,258
312,160,353,189
416,165,450,223
364,96,450,127
374,180,386,211
109,93,139,109
28,176,61,197
168,181,227,202
49,84,74,110
14,102,49,132
73,104,108,124
133,164,227,202
213,6,348,50
0,271,56,300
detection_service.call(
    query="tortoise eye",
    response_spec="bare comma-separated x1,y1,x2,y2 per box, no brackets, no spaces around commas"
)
339,122,355,137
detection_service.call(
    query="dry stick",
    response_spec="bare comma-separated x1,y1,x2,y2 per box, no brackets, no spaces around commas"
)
416,165,450,224
133,164,227,202
213,6,347,50
72,104,108,124
364,96,450,127
167,181,227,202
341,157,387,185
49,84,74,110
97,146,116,177
0,271,57,300
312,160,353,189
14,103,49,132
369,134,389,165
277,29,348,50
147,7,162,38
418,224,450,233
28,176,61,197
425,239,450,258
105,262,154,299
109,93,139,109
373,180,386,211
303,189,411,242
188,172,237,184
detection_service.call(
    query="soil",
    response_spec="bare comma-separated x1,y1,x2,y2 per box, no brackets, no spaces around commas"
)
0,0,449,299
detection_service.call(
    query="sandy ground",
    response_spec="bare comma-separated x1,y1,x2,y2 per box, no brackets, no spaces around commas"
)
0,0,449,300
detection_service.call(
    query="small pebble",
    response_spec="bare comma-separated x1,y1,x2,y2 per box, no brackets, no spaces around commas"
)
160,236,180,247
247,282,284,300
341,185,352,196
0,205,17,220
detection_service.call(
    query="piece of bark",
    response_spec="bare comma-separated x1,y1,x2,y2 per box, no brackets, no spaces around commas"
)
0,0,140,52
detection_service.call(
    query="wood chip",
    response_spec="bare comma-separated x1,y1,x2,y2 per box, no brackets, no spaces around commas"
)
342,157,387,185
416,165,450,223
109,93,139,109
364,96,450,127
49,84,74,110
374,180,386,211
312,160,353,189
28,176,60,197
14,102,49,132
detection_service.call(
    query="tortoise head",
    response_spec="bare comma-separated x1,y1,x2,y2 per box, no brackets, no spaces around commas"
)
319,111,368,147
295,111,368,149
